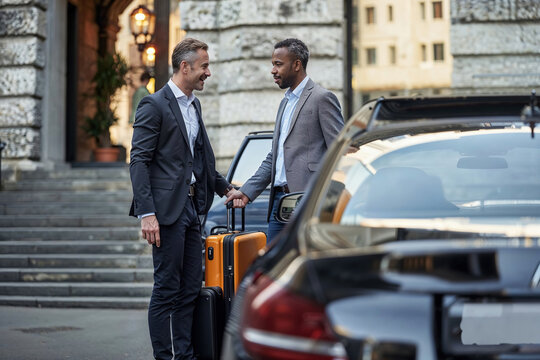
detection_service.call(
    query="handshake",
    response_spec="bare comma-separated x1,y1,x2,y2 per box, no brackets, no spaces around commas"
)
225,188,250,208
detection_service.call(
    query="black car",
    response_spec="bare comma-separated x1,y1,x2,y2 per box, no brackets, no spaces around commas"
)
222,94,540,360
202,131,272,238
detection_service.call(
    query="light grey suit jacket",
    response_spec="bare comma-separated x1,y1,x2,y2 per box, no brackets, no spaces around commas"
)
240,78,344,220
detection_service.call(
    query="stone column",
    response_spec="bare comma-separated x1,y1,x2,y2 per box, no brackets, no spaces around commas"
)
451,0,540,94
0,0,47,167
180,0,345,172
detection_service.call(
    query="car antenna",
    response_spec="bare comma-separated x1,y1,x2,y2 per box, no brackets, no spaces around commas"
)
521,89,540,138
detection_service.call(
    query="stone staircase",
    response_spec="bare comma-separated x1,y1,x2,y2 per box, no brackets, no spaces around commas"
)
0,167,152,308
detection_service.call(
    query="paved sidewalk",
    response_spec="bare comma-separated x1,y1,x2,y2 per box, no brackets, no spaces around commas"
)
0,306,153,360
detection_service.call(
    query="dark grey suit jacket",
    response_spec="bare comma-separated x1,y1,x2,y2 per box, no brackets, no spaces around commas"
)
240,78,344,219
129,84,229,226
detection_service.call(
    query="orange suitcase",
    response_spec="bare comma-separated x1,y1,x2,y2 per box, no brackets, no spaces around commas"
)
205,206,266,311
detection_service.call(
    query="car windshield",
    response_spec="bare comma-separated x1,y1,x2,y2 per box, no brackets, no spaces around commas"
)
229,136,272,187
308,122,540,250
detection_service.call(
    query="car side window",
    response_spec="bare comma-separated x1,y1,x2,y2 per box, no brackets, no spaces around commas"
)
230,137,272,188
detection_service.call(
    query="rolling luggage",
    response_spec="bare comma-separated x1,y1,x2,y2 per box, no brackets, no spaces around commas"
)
193,205,266,360
192,286,224,360
205,206,266,303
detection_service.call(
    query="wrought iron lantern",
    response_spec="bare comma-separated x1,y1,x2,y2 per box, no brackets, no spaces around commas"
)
129,5,155,52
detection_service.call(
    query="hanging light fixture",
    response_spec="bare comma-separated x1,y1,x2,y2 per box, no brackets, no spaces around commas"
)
129,5,156,52
142,44,156,68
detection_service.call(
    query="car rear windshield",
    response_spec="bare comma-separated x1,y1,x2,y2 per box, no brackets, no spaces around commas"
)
310,124,540,249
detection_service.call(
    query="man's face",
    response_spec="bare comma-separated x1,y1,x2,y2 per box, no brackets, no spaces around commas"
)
186,49,211,92
271,47,299,89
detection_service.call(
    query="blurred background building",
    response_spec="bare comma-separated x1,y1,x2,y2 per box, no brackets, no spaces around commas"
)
0,0,539,174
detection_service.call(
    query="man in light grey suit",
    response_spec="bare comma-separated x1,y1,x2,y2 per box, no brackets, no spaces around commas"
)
225,38,344,243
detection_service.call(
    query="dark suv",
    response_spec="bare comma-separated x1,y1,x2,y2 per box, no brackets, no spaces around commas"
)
202,131,273,238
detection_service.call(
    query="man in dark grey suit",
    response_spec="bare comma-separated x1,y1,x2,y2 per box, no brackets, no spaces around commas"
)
226,38,344,243
130,38,234,359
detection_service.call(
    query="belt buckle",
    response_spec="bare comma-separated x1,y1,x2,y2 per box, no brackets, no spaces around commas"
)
188,184,195,197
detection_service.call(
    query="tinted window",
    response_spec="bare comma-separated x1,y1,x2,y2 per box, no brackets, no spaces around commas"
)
230,137,272,187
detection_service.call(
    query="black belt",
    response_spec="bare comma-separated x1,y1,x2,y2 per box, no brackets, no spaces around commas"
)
274,184,290,193
188,184,196,197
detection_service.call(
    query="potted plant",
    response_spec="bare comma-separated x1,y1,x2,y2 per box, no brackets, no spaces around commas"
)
84,52,128,162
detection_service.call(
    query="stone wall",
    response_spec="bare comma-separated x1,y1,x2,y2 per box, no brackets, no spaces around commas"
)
180,0,345,172
0,0,47,161
450,0,540,93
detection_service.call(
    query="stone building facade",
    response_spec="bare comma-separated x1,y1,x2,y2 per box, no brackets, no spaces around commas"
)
1,0,539,174
179,0,345,170
450,0,540,93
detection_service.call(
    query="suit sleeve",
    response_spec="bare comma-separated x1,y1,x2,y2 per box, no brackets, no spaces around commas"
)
318,90,345,147
239,150,273,202
214,170,230,197
129,96,161,216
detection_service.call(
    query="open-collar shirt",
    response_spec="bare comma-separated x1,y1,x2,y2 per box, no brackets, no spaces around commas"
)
168,79,198,184
274,76,310,187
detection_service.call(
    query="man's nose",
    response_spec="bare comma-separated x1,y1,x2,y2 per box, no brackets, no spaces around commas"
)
206,68,211,77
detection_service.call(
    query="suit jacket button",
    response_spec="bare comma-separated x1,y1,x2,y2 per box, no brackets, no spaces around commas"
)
188,161,193,167
186,179,190,185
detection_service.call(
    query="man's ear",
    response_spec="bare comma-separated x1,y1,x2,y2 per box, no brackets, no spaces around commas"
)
294,59,302,72
180,61,190,74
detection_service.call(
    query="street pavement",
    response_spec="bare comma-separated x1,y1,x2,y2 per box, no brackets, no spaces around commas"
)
0,306,153,359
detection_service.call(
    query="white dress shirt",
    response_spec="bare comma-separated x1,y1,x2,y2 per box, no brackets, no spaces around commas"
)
167,79,199,184
274,76,310,187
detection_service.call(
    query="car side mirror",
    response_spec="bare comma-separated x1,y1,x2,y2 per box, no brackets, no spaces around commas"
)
275,192,304,223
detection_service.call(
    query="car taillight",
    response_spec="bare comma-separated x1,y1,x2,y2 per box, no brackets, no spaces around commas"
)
240,274,348,360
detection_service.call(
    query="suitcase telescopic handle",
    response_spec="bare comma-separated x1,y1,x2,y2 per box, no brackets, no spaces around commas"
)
226,201,246,232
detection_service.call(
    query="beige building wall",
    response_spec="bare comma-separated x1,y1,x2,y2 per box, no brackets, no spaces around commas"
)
352,0,452,104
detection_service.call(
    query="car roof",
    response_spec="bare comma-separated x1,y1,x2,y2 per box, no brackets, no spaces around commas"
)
366,95,531,129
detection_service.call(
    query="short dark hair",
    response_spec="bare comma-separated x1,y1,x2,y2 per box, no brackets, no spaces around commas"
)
274,38,310,70
171,38,209,73
140,70,151,82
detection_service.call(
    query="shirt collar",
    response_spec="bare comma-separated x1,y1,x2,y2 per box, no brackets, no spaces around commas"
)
284,76,310,100
167,79,195,105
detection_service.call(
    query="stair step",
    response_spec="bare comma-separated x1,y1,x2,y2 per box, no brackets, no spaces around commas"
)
0,282,153,297
2,179,131,191
0,240,150,254
0,190,132,203
16,168,130,180
0,268,153,282
0,254,152,268
0,215,138,227
0,295,149,309
0,227,140,240
1,202,132,215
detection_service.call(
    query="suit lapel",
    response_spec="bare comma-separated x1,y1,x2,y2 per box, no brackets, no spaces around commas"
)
273,97,288,154
286,78,314,140
164,85,190,151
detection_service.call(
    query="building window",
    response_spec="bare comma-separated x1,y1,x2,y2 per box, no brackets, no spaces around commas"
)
388,5,393,22
366,7,376,24
432,1,443,18
353,48,359,65
366,48,377,65
389,46,396,64
421,44,427,62
420,2,426,20
433,43,444,61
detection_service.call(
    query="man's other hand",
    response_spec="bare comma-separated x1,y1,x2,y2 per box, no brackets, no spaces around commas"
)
141,215,161,247
225,189,250,208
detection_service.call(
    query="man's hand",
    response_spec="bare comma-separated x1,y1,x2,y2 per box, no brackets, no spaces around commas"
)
141,215,160,247
225,189,250,208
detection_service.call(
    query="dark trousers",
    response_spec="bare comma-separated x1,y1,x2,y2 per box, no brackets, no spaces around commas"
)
266,190,286,244
148,198,202,360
